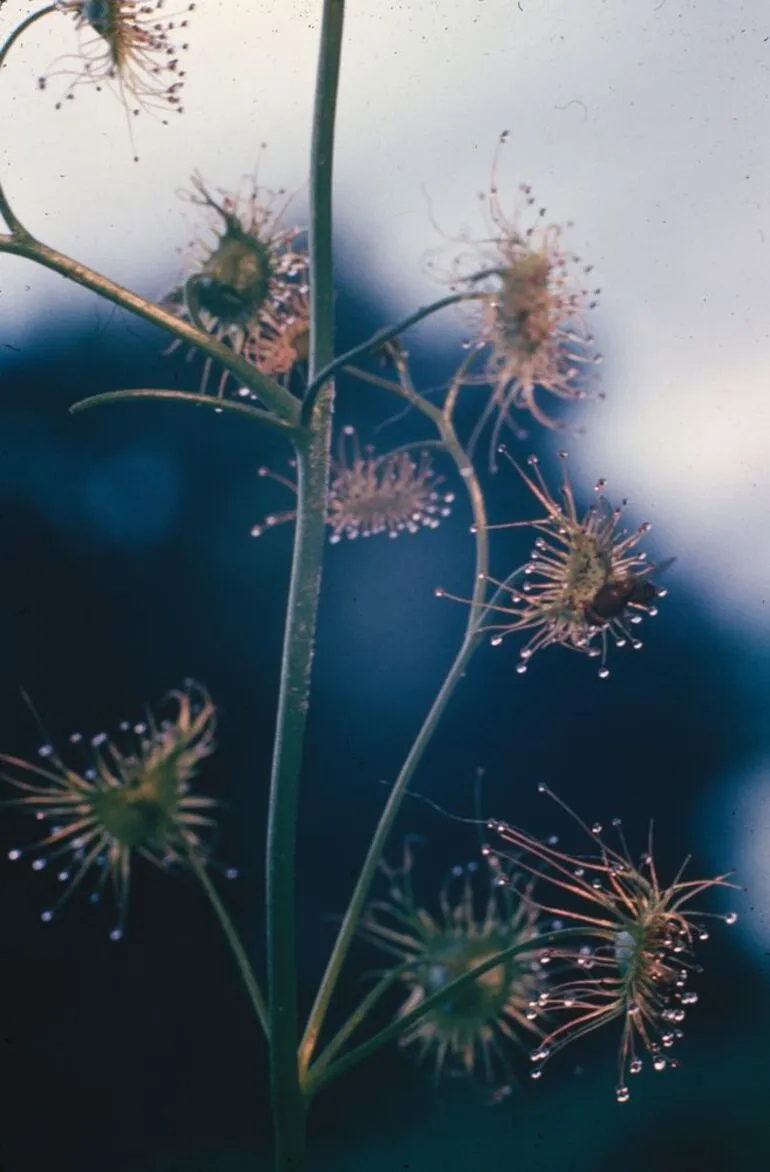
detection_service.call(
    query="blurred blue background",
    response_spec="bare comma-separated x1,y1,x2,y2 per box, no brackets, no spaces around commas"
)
0,266,767,1172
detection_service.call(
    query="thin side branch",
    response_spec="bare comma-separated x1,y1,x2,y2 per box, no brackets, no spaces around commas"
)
306,927,588,1094
0,235,300,424
0,5,57,236
300,289,485,426
186,848,269,1041
70,388,299,434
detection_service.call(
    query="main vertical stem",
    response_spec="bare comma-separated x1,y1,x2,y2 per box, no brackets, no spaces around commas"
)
265,3,345,1170
266,429,330,1172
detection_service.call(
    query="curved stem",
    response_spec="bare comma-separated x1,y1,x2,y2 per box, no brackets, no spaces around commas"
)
372,438,447,461
0,234,299,424
341,365,409,397
0,5,57,235
306,927,589,1095
266,3,344,1170
70,387,299,434
443,348,483,423
186,848,269,1040
306,959,414,1080
300,289,484,426
299,382,489,1077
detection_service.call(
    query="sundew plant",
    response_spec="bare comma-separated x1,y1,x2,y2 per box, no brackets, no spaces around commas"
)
0,4,742,1171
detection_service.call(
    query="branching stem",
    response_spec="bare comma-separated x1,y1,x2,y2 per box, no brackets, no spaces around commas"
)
0,235,299,424
186,847,269,1040
305,927,589,1094
300,289,485,426
299,361,490,1079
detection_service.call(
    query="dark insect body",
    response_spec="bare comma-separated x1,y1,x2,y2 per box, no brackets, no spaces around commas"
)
586,557,675,626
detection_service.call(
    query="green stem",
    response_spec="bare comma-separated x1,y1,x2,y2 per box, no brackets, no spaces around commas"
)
299,404,488,1079
307,960,414,1079
371,438,447,461
306,927,590,1095
70,387,299,434
186,847,269,1040
0,234,299,425
266,3,344,1170
0,5,57,235
300,289,484,426
307,1,345,380
266,425,330,1172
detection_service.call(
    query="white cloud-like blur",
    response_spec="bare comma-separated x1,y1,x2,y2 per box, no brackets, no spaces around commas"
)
1,0,769,634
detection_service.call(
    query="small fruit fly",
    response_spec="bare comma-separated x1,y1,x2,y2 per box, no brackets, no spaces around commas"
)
586,558,676,626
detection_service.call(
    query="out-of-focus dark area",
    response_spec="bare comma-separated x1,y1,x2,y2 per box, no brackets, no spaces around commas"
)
0,274,766,1172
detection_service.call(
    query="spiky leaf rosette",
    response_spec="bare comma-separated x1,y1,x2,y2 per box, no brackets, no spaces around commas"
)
437,450,673,677
426,132,602,468
485,786,739,1102
41,1,194,120
252,426,455,543
360,840,543,1100
1,682,221,939
162,171,308,397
